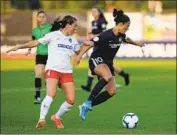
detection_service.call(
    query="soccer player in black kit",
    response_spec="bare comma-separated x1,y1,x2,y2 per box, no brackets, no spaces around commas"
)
81,7,130,92
74,9,144,120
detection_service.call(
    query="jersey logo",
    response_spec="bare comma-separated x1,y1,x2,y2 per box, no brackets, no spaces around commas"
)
94,22,97,25
101,23,106,28
109,43,121,48
69,38,72,43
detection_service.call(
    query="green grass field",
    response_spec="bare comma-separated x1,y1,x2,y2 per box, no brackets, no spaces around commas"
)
1,59,176,134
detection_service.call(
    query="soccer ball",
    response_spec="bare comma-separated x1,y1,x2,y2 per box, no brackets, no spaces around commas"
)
122,113,139,128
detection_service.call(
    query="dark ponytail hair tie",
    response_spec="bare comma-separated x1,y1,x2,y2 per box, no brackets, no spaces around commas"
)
113,9,124,18
113,8,118,17
113,8,130,24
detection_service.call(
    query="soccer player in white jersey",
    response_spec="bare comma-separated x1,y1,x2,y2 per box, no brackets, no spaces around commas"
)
6,15,88,129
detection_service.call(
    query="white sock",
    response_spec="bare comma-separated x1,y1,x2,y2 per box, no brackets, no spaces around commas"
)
56,101,73,119
39,95,53,120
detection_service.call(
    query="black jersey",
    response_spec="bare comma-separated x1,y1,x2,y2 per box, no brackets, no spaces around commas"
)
90,28,126,63
91,18,107,35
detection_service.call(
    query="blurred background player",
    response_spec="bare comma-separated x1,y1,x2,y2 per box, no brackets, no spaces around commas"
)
6,15,88,129
81,7,130,92
26,11,52,104
74,9,144,120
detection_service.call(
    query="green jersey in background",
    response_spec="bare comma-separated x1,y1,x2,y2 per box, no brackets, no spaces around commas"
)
32,23,52,55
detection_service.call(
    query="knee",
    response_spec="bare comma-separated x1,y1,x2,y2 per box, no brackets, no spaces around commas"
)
35,71,43,78
47,91,57,98
66,98,75,105
107,89,116,96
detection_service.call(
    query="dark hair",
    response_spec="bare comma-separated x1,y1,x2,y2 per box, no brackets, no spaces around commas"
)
37,10,47,16
93,7,107,24
50,15,77,32
113,9,130,25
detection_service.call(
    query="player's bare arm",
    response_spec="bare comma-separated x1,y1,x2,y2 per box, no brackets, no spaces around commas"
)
73,41,94,67
125,37,145,47
6,40,40,53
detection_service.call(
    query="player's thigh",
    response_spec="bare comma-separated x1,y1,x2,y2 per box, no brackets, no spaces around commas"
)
35,64,45,77
94,64,112,81
89,57,112,81
61,82,75,105
46,78,58,97
105,76,116,96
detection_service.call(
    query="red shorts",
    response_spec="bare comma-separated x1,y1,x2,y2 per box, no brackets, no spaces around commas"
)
44,70,74,85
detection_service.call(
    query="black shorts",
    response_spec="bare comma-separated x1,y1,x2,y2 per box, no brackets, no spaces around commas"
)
89,56,115,76
35,54,48,65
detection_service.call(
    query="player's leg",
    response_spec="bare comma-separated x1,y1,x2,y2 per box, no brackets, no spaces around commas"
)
92,77,116,106
114,66,130,85
34,54,47,104
34,64,45,104
79,63,112,120
81,69,94,92
36,70,59,129
51,73,75,128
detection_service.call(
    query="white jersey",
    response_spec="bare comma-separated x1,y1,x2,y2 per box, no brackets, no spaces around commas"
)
38,30,80,73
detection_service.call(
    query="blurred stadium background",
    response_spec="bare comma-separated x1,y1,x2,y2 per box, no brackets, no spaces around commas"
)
1,0,176,134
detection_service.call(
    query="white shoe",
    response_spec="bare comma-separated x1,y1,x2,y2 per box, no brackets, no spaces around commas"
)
116,84,121,88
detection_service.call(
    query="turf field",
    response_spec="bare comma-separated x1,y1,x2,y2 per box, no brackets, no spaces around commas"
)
1,59,176,134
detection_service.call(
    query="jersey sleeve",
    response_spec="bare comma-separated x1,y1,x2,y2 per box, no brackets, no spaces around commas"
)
31,29,36,40
37,33,52,45
90,32,106,46
73,39,80,52
32,36,35,40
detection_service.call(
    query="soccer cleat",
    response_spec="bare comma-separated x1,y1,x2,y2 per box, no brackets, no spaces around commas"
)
36,119,46,129
79,100,92,120
81,85,91,92
124,74,130,86
34,97,42,104
79,105,89,121
51,115,64,129
84,100,92,111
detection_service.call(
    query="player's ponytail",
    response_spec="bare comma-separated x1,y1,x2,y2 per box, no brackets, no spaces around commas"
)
50,16,63,32
50,15,77,32
113,8,130,25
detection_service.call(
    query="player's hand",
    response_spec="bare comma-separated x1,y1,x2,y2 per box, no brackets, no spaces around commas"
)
136,41,145,47
25,48,31,56
6,45,20,53
73,56,81,67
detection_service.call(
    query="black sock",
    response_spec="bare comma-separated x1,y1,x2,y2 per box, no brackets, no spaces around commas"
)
88,78,108,101
35,78,41,98
86,76,93,89
119,70,127,77
92,91,113,106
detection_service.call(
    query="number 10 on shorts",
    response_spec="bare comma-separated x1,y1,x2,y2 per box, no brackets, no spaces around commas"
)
91,57,103,66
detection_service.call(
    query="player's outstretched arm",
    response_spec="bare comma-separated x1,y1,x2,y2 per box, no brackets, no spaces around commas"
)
73,41,94,67
125,37,145,47
76,41,94,58
6,40,40,53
